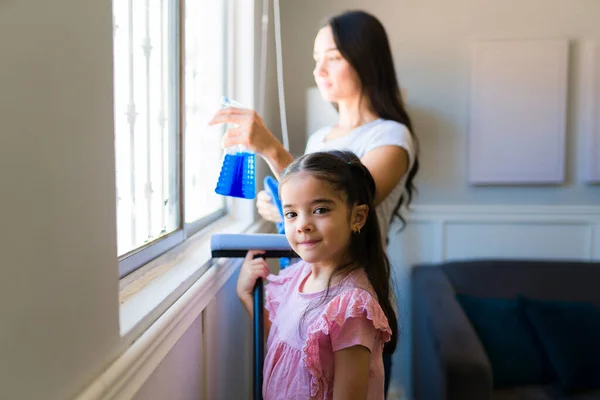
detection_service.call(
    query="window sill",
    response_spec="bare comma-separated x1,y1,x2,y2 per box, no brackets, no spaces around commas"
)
118,214,271,344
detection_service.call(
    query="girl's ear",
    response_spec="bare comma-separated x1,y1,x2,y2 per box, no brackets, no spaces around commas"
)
351,204,369,232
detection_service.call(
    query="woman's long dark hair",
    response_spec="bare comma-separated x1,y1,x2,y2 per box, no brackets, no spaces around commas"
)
280,150,398,354
325,10,419,229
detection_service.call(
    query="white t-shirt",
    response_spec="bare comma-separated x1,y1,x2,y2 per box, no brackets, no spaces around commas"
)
304,118,415,244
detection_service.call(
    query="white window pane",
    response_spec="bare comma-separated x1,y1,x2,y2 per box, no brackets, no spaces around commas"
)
184,0,227,223
113,0,180,256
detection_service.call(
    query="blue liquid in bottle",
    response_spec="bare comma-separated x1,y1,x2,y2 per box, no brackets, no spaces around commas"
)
215,151,256,199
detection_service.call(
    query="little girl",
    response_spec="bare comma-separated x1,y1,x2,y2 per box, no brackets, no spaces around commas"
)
236,150,398,399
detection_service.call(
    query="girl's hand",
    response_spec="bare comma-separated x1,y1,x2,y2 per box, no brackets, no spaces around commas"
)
256,190,283,223
208,107,279,155
236,250,270,300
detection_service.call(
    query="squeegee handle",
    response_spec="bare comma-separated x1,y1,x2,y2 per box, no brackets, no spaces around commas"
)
253,265,265,400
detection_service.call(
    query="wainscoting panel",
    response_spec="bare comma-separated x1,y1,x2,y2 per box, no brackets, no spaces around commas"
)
444,222,592,261
399,205,600,264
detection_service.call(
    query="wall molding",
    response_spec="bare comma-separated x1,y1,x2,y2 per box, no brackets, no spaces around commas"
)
402,204,600,262
407,204,600,218
74,257,242,400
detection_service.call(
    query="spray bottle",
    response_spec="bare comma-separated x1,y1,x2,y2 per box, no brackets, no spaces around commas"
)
214,96,257,199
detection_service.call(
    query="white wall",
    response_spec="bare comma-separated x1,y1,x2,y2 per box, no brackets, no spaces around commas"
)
133,269,252,400
132,316,204,400
203,269,253,400
277,0,600,204
0,0,120,399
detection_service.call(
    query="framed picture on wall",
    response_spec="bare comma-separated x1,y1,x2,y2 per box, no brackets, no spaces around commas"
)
468,39,569,185
581,41,600,184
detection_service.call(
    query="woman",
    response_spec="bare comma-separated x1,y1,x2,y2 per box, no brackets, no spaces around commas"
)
210,10,419,396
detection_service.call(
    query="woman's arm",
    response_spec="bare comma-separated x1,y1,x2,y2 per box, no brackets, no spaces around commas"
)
332,345,371,400
262,142,295,180
360,145,409,206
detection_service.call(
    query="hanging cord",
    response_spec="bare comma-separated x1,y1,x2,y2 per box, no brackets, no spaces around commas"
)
258,0,269,117
258,0,289,152
272,0,289,151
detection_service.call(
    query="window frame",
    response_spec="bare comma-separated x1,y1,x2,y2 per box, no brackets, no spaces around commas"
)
117,0,233,279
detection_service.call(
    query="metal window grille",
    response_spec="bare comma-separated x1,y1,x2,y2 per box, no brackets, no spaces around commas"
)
113,0,228,277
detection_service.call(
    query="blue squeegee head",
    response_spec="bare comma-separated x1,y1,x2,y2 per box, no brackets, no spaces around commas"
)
263,176,285,234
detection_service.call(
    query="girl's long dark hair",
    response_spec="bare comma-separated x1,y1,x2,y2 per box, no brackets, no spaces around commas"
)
280,150,398,354
326,10,419,229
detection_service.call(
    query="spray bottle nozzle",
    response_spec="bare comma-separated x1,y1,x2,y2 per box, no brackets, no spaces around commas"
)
221,96,246,109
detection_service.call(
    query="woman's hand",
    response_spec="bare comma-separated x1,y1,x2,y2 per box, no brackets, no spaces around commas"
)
208,106,295,178
256,190,283,223
236,250,270,301
208,107,279,155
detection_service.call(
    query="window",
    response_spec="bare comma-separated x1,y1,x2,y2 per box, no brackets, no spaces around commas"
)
113,0,231,278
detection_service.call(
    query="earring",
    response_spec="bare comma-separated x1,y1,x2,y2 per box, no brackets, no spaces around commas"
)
353,227,361,235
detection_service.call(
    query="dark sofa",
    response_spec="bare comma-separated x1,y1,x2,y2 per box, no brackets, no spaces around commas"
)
411,259,600,400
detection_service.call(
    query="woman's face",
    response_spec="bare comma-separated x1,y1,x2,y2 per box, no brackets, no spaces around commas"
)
313,26,361,103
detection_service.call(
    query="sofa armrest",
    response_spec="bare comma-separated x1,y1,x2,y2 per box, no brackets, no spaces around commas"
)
412,266,492,400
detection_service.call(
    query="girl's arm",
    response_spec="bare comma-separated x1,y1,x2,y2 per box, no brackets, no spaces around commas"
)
361,145,409,206
236,250,273,339
332,345,371,400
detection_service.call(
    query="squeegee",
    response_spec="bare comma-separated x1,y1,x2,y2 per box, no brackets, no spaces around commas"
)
210,233,296,400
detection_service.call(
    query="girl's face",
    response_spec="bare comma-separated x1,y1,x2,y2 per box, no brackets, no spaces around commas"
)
280,173,364,269
313,26,362,104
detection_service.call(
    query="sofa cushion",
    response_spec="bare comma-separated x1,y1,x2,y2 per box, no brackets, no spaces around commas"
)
441,260,600,309
457,294,553,387
521,297,600,394
492,385,555,400
492,385,600,400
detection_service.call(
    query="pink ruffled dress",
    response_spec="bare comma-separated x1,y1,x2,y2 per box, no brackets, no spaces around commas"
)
263,261,392,400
